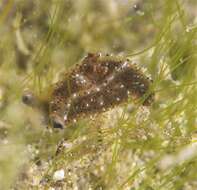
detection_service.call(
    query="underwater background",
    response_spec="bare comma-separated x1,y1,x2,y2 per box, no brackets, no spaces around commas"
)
0,0,197,189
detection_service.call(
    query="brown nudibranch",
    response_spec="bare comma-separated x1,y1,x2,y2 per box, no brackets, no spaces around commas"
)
22,53,154,129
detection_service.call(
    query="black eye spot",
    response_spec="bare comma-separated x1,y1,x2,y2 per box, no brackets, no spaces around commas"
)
53,120,64,129
51,117,64,129
22,93,34,106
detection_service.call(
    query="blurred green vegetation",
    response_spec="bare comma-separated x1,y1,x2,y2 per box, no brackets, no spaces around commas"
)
0,0,196,189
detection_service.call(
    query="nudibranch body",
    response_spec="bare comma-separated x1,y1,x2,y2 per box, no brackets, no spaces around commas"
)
23,53,154,129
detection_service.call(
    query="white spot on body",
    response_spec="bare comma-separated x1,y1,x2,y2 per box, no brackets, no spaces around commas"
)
122,61,128,69
120,84,124,88
75,74,87,84
133,81,140,85
116,97,120,101
100,101,104,106
96,87,100,92
103,82,107,87
107,75,114,82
